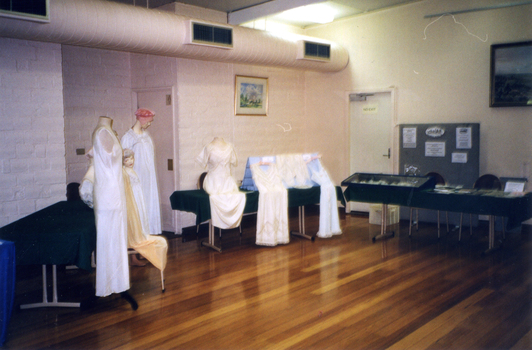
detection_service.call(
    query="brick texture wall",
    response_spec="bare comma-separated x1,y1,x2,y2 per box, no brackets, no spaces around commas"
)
0,38,66,226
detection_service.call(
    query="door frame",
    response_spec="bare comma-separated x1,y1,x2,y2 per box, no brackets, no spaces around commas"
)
345,87,398,212
131,86,179,233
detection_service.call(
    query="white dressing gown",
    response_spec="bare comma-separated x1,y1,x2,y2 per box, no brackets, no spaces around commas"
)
308,160,342,238
121,129,162,235
93,123,129,297
250,162,289,246
196,138,246,229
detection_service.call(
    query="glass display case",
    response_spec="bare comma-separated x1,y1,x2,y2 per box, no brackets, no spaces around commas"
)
341,173,436,191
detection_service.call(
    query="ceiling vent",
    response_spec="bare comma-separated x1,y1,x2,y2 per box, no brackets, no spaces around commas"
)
297,40,331,62
0,0,49,22
185,20,233,49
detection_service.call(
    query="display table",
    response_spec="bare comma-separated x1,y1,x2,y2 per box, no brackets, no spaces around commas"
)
0,201,96,308
342,173,532,253
170,186,342,251
0,239,15,346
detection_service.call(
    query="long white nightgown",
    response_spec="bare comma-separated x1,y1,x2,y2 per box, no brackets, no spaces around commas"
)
250,162,289,246
121,129,162,235
196,138,246,229
308,160,342,238
93,124,129,297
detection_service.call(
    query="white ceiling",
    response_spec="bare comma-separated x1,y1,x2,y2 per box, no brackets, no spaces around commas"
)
108,0,422,27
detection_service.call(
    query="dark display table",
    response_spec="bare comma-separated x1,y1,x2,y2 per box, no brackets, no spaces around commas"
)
0,201,96,308
170,186,340,251
342,173,532,253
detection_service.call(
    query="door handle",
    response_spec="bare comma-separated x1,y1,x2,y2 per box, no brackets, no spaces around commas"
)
383,148,390,159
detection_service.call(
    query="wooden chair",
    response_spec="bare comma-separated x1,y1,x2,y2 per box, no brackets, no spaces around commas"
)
459,174,503,240
409,172,449,238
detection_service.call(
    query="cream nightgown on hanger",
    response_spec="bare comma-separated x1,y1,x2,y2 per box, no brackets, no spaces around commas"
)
250,162,289,246
196,138,246,229
93,121,129,297
121,129,162,235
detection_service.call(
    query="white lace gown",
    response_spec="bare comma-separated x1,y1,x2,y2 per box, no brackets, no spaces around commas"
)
250,162,289,246
121,129,162,235
93,123,130,297
196,138,246,229
308,160,342,238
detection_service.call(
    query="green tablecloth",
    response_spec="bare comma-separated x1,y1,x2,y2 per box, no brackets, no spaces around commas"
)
169,186,342,224
343,185,532,230
0,201,96,271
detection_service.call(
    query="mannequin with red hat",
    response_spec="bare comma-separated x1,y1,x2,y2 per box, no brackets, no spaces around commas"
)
121,108,162,235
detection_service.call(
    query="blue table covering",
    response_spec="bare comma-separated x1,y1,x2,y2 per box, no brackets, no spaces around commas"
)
0,239,15,346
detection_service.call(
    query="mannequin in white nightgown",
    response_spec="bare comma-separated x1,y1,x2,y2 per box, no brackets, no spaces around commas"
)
250,161,289,246
121,108,161,235
307,157,342,238
196,137,246,229
92,117,135,308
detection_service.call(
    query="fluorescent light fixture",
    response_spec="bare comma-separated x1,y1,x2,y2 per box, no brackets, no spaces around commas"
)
277,3,335,24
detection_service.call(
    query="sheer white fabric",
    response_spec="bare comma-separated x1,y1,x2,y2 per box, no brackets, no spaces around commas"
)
276,154,311,188
92,121,129,297
124,167,150,237
196,138,246,229
121,129,162,235
308,160,342,238
250,163,289,246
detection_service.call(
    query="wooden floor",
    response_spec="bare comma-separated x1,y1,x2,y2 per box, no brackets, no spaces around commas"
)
4,206,532,349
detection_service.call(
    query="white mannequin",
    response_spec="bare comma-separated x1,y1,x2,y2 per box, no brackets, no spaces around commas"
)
91,116,137,309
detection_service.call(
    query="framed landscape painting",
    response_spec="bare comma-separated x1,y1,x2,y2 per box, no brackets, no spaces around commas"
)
490,41,532,107
235,75,268,116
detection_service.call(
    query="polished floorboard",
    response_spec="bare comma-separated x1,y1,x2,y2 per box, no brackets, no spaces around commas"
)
4,206,532,349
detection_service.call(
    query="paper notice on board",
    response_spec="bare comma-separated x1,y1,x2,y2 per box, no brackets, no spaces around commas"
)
403,127,417,148
456,127,472,149
452,152,467,163
425,142,445,157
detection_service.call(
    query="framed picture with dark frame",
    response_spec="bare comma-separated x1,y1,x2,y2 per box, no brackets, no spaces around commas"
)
490,41,532,107
235,75,268,116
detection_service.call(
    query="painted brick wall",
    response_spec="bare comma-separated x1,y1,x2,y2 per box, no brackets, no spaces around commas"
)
0,38,66,226
63,45,133,184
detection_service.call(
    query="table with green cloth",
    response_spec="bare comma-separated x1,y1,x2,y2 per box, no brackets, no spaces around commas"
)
0,200,96,308
169,186,343,251
343,184,532,252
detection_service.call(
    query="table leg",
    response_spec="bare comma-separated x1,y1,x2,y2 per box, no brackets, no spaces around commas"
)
20,265,80,309
200,220,222,252
290,206,315,241
482,215,501,256
373,203,395,242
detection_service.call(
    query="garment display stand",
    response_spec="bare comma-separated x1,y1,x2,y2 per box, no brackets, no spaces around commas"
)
290,206,315,241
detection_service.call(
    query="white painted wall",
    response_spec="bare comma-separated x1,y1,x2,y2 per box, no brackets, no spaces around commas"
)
0,38,65,226
305,0,532,184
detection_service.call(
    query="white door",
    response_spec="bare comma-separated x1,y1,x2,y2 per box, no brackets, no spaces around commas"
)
348,90,394,212
136,89,175,232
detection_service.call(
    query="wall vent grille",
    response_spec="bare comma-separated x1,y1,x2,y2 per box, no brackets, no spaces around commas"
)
0,0,49,22
297,41,330,61
186,21,233,49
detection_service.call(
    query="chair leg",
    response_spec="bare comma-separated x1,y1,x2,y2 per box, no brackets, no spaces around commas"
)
161,270,165,293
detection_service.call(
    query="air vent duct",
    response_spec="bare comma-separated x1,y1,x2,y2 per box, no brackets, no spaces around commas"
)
0,0,349,72
0,0,49,22
186,20,233,49
297,41,330,61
